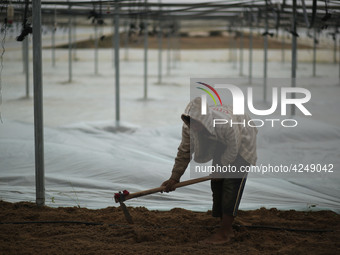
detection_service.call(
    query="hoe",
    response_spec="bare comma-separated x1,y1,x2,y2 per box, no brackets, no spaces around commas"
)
114,176,211,224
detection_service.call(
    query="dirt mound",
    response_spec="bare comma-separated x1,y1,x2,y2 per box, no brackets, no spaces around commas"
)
0,201,338,254
54,33,312,50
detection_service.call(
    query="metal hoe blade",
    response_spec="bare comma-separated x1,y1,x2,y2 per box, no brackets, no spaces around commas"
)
119,201,133,224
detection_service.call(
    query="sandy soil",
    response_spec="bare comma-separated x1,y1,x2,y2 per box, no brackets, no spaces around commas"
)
0,201,338,255
55,33,312,50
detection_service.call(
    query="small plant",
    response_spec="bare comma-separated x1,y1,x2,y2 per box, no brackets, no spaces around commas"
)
68,181,81,208
56,182,82,208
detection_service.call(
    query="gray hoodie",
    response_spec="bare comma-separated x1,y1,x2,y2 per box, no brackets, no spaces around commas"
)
170,97,258,181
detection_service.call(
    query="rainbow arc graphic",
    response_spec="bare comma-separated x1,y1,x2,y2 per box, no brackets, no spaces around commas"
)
196,82,223,106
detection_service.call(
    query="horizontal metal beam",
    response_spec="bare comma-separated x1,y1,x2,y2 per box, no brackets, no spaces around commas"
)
2,0,339,29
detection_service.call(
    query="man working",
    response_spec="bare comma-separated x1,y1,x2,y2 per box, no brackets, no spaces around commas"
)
162,97,257,244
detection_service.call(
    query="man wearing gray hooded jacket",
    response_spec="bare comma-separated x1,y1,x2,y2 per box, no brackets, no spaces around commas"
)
162,97,257,244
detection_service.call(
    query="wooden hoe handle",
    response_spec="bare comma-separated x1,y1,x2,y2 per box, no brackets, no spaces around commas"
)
114,176,211,203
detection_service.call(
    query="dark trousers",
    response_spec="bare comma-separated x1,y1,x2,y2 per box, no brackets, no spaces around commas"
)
211,153,249,217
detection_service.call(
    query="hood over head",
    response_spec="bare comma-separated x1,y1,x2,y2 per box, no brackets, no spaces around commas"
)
181,97,216,137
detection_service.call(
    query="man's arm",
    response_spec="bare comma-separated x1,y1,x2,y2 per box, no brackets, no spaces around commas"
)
162,124,192,192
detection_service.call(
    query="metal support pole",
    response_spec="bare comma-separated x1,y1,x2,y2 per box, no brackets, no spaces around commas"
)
52,28,56,67
157,21,163,84
114,1,120,123
313,27,317,77
334,34,337,64
176,21,181,64
143,17,148,100
112,18,115,68
94,22,99,75
32,0,45,207
281,30,285,64
291,0,297,116
263,25,268,102
22,39,25,73
263,1,270,102
171,30,175,68
124,21,129,61
296,37,298,70
172,29,176,68
73,16,77,61
68,3,72,83
232,37,237,69
24,37,29,98
228,28,233,62
167,32,171,75
249,17,253,84
52,8,56,67
173,23,179,68
239,31,244,76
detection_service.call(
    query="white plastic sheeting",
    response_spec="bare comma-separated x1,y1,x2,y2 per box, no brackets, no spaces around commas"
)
1,116,339,212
